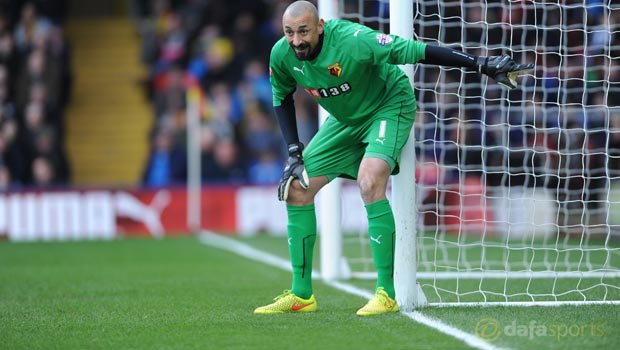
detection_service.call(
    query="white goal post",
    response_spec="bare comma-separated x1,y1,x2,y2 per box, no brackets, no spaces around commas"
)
318,0,620,308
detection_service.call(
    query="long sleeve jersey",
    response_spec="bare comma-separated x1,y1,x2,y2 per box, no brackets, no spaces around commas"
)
269,19,427,126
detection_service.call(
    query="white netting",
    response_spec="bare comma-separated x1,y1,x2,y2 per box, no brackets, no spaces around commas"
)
336,0,620,304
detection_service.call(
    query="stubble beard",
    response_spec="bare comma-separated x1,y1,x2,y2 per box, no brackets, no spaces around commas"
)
291,43,311,61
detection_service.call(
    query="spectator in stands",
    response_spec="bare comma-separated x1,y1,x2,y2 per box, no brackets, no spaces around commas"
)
255,1,288,59
199,37,239,91
0,13,15,70
31,125,69,184
186,24,221,80
202,136,246,184
0,63,13,109
0,119,24,185
241,104,283,160
142,127,186,187
231,12,262,64
198,122,216,159
241,103,284,184
15,46,62,112
238,58,273,111
18,100,45,182
208,82,243,127
139,0,173,67
13,1,52,54
153,11,188,74
30,155,56,187
28,79,61,136
248,150,282,185
0,162,11,189
20,99,44,137
46,25,72,109
153,64,186,120
177,0,209,39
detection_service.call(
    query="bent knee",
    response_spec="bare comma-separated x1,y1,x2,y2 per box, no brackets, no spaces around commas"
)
357,175,380,196
286,180,314,205
357,175,388,203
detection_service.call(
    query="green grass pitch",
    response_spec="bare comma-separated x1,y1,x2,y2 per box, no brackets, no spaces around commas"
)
1,236,618,350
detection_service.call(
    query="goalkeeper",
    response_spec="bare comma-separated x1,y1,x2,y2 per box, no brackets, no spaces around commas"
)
255,0,533,315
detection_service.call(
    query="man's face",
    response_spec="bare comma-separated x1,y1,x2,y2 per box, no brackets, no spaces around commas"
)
282,12,324,61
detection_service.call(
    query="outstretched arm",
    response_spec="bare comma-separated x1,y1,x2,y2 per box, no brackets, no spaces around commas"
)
421,45,477,68
420,45,534,89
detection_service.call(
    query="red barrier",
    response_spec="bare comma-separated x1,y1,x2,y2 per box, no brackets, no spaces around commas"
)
0,187,238,240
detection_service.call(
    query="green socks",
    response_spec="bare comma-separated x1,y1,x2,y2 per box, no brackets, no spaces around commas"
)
365,199,396,298
286,200,395,300
287,204,317,299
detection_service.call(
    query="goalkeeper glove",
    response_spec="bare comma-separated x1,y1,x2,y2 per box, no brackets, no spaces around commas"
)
476,54,534,89
278,142,309,201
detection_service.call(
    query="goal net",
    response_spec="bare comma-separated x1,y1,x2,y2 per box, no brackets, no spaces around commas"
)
327,0,620,305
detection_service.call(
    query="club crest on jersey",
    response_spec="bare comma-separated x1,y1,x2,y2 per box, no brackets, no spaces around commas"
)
376,33,393,46
327,62,342,77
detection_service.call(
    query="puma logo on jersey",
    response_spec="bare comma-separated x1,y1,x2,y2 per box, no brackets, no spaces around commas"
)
375,138,385,145
293,66,305,75
354,29,361,37
370,234,382,244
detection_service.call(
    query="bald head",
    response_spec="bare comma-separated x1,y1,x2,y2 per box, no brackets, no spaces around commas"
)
283,1,319,22
282,1,324,60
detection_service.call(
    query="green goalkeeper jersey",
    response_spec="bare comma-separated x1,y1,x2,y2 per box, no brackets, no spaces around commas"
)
270,19,427,126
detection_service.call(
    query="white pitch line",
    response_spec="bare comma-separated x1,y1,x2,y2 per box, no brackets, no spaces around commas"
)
200,231,320,279
200,232,293,272
402,311,506,350
199,231,506,350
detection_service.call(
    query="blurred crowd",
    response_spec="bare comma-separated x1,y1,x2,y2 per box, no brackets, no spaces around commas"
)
0,0,71,189
133,0,318,187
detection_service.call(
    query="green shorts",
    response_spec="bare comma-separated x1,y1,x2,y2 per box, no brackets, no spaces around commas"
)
303,99,416,181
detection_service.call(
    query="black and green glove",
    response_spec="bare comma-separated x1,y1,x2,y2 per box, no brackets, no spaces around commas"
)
477,54,534,89
278,142,309,201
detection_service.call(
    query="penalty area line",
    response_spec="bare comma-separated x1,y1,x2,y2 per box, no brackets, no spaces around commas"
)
199,231,506,350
